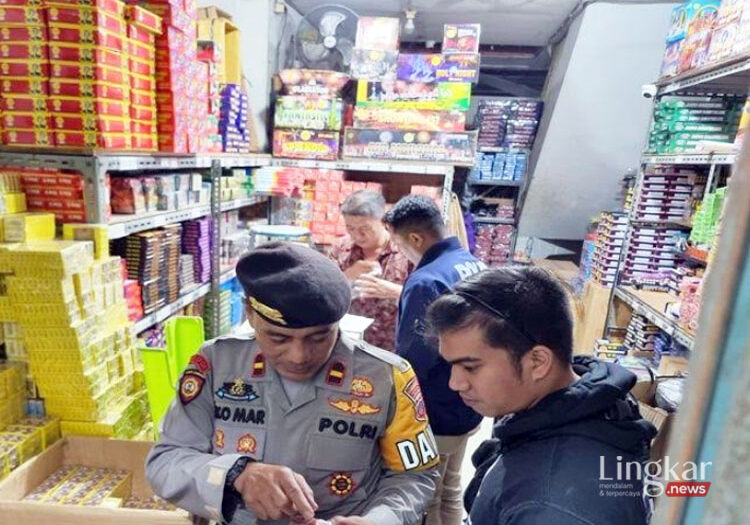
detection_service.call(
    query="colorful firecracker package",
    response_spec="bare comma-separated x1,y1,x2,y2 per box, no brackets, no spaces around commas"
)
355,16,400,52
356,80,472,111
278,69,350,97
274,96,343,131
473,223,514,266
396,54,442,83
476,98,543,149
273,129,339,161
20,168,88,223
126,4,161,150
436,53,480,83
442,23,481,54
342,127,477,164
353,107,466,132
350,48,397,80
219,83,250,153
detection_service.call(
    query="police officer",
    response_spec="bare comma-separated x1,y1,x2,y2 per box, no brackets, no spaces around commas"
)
146,242,440,525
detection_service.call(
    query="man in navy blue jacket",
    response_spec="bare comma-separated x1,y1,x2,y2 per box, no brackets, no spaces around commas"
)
384,195,486,525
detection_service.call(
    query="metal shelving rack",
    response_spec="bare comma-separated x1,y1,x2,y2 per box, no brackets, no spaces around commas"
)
0,149,464,336
602,54,749,351
0,150,273,337
270,157,456,220
468,147,532,261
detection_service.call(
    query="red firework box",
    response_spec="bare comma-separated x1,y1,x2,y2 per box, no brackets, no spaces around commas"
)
48,97,129,117
47,24,126,52
49,78,126,99
2,112,51,129
0,6,44,23
126,5,161,34
131,133,157,151
0,25,47,42
130,104,155,121
0,0,43,5
0,42,49,60
0,60,50,77
128,24,155,45
130,120,155,135
54,130,129,148
24,185,83,200
45,0,124,16
129,56,154,76
45,5,126,28
1,96,47,112
141,2,193,36
131,88,154,107
48,43,124,66
1,77,48,96
50,61,126,83
130,72,155,92
20,171,84,189
1,129,53,146
129,38,155,60
52,114,129,133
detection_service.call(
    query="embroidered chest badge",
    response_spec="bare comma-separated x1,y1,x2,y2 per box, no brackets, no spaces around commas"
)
215,379,260,402
329,398,381,416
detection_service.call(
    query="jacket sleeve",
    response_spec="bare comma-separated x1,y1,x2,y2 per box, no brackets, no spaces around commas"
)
362,363,440,525
395,280,442,377
145,347,245,522
500,502,592,525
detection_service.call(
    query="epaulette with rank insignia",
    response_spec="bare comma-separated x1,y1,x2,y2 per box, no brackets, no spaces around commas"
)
355,341,411,373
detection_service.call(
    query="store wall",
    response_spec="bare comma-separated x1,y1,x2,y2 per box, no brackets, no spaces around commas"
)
198,0,294,150
518,2,676,247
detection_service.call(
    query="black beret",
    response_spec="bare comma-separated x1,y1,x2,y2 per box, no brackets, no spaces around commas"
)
236,242,351,328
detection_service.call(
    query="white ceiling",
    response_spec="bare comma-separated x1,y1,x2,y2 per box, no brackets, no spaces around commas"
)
289,0,582,46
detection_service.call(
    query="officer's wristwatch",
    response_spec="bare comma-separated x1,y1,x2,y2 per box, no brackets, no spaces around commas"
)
222,456,254,523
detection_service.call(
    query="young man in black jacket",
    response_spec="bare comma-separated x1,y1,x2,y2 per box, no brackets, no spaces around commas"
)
427,266,656,525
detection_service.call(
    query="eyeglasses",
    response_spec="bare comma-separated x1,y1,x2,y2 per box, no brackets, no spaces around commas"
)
455,290,540,346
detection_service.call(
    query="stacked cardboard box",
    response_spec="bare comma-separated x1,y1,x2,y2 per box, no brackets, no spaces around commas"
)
145,0,208,152
0,0,53,147
591,213,628,288
219,83,249,152
20,168,87,223
45,0,131,149
182,216,211,283
1,241,144,437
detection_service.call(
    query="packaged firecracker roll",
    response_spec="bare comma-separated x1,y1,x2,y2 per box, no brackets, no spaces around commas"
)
126,4,161,34
3,112,51,130
1,78,48,96
278,69,350,97
0,5,44,23
273,129,339,160
49,78,126,99
50,62,126,83
45,8,126,32
442,23,481,54
353,107,466,132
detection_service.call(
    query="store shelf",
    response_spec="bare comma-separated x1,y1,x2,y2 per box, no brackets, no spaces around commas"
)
468,179,523,187
474,217,516,225
478,147,531,153
108,205,211,239
220,268,236,284
655,51,750,95
271,157,457,174
614,286,695,348
642,154,736,165
0,149,272,171
132,283,210,333
630,219,693,229
220,196,267,212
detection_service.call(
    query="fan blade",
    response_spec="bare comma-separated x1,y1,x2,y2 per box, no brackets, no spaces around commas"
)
318,11,346,38
301,40,330,61
336,37,354,66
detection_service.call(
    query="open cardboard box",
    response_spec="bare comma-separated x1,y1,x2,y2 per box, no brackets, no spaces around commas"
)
0,437,190,525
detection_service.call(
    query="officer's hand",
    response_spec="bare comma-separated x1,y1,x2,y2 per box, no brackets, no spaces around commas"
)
329,517,375,525
354,274,402,301
233,462,317,521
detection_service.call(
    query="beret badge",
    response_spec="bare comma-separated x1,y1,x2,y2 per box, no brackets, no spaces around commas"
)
248,296,287,325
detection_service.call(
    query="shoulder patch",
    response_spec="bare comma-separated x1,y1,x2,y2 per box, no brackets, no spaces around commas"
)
355,342,411,373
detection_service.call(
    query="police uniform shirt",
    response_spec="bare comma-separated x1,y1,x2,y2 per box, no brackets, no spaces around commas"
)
146,333,440,525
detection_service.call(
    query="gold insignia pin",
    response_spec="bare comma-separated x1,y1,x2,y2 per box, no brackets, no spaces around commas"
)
248,296,287,325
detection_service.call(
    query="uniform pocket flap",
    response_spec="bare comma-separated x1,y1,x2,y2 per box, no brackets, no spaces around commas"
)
307,434,373,471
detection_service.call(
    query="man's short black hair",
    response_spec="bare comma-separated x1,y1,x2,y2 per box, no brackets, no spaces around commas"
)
427,266,573,371
382,195,444,238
